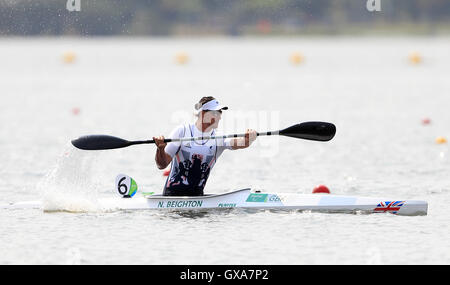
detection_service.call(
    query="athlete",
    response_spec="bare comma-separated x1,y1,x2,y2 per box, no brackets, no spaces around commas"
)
153,96,257,196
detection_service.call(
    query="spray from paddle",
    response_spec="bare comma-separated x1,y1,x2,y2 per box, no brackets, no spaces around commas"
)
38,143,102,212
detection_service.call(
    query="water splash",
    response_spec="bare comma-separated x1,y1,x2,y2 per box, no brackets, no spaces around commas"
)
38,143,102,212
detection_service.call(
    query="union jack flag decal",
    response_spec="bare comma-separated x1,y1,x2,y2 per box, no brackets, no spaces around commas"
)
374,201,405,214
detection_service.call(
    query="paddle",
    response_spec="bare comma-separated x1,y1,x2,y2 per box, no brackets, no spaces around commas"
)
71,121,336,150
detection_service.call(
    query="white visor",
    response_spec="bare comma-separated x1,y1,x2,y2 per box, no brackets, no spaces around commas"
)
197,100,228,113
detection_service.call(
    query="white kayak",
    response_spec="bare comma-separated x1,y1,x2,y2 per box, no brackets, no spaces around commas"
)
1,188,428,216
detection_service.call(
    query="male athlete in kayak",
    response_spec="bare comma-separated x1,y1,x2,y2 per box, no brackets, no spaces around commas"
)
153,97,257,196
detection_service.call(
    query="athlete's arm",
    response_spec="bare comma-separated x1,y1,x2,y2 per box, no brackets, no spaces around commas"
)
154,136,172,169
231,129,257,150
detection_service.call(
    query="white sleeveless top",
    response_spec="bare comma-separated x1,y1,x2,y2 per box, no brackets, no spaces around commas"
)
163,123,232,194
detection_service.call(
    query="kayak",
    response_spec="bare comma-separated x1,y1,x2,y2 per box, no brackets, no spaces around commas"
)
105,188,428,215
1,188,428,216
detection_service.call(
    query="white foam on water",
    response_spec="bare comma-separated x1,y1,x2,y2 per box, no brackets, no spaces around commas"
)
38,143,103,213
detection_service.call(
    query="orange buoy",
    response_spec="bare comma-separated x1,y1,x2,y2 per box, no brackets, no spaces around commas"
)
312,185,330,194
63,52,76,64
408,52,422,65
175,52,189,65
436,137,447,144
290,52,304,65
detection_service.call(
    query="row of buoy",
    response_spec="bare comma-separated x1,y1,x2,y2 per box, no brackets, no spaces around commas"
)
61,51,424,65
422,117,447,144
62,51,191,65
63,51,303,65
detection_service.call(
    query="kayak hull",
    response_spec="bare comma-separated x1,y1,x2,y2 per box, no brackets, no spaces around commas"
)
102,189,427,216
1,189,428,216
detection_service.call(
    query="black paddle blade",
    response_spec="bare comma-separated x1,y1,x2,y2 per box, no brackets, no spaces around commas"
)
71,135,132,150
279,121,336,141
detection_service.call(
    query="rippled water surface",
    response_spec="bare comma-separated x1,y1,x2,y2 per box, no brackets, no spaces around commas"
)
0,37,449,264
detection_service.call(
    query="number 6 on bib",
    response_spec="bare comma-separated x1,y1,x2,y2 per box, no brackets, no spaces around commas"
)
115,174,138,198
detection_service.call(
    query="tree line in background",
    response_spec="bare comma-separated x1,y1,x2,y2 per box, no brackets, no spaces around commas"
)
1,0,449,36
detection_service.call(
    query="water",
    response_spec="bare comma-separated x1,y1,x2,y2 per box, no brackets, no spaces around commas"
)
0,37,449,264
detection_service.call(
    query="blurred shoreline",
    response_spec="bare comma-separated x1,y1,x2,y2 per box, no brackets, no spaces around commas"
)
1,23,450,38
1,0,449,37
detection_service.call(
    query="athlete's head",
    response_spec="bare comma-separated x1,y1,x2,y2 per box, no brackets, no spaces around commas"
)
195,97,228,129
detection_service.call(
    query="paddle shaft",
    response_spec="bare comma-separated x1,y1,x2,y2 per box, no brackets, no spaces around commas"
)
128,131,277,146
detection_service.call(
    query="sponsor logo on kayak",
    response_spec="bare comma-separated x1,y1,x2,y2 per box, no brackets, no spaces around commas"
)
157,200,203,208
374,201,404,214
246,193,268,202
268,194,282,202
246,194,282,203
218,203,236,208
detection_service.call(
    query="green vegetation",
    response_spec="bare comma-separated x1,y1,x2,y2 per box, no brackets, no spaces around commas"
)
1,0,449,36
